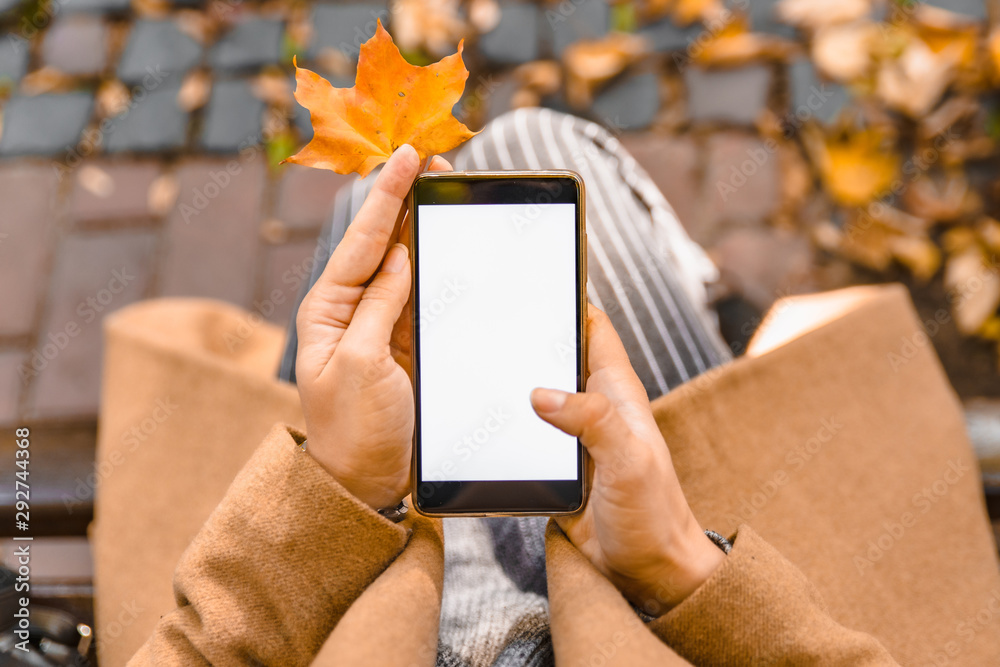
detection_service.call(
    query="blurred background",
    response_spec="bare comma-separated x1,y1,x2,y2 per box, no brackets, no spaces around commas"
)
4,0,1000,661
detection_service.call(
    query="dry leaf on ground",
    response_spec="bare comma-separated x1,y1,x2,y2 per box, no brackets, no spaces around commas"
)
775,0,871,31
811,21,877,82
805,125,899,207
945,246,1000,335
691,14,796,67
391,0,468,57
286,19,477,177
564,33,649,108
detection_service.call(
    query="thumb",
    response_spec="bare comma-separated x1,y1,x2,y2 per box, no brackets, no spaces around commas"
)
339,243,411,355
531,388,639,469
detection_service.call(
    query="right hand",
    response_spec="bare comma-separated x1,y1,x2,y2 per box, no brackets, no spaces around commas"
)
531,307,725,614
294,146,452,510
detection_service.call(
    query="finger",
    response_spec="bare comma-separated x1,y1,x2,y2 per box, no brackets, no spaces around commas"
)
585,305,648,404
429,155,453,172
340,243,412,356
531,388,640,469
319,144,420,289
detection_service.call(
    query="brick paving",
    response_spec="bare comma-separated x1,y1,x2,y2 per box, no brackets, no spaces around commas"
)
0,0,995,442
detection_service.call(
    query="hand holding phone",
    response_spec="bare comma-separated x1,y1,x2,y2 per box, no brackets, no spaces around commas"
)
531,307,726,614
294,145,449,510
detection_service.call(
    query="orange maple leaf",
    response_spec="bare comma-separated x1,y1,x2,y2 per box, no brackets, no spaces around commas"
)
286,19,477,177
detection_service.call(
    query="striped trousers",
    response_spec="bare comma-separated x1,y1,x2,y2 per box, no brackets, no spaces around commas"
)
280,107,731,400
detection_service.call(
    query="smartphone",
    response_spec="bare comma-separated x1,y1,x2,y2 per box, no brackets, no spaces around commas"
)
408,170,588,516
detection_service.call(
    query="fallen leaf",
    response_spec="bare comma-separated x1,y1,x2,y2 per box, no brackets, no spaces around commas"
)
811,21,877,82
691,14,796,67
875,30,964,118
945,246,1000,335
563,33,649,108
79,165,114,199
977,217,1000,254
775,0,871,31
252,68,294,110
808,126,899,207
391,0,468,58
177,70,212,112
96,79,131,118
888,234,941,283
286,19,477,177
148,174,179,217
19,67,77,95
515,60,562,97
468,0,501,33
633,0,722,25
902,172,981,223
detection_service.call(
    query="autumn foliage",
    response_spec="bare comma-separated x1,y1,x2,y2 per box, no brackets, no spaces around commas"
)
285,19,477,177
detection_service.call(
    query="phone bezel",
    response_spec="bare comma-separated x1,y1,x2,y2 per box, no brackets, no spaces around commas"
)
408,170,588,517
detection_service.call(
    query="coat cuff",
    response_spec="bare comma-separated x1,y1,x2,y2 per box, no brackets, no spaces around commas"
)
647,525,895,665
159,423,409,665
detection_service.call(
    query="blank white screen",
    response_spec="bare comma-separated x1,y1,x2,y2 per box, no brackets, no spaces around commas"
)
416,203,578,482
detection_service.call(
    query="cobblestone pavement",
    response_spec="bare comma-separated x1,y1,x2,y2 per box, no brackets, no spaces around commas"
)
0,0,994,431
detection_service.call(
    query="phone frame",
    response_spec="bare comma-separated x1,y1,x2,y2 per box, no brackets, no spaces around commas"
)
407,170,589,517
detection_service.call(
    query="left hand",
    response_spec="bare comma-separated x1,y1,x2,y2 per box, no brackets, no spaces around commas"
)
531,306,725,616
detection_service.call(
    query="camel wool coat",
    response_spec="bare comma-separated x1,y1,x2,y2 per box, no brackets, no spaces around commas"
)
91,284,1000,666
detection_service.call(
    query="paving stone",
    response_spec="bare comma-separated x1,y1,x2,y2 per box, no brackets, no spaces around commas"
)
637,16,701,52
0,92,93,156
699,131,779,243
42,15,107,76
62,0,131,12
309,4,389,61
0,349,25,425
924,0,987,20
117,20,203,85
24,230,157,420
276,164,351,229
479,1,541,65
591,70,660,132
684,64,771,125
788,58,847,126
619,132,701,235
104,81,187,153
209,17,283,71
70,161,162,221
709,226,816,311
200,79,265,152
0,164,59,338
0,34,29,84
545,0,609,57
159,157,266,307
260,239,321,326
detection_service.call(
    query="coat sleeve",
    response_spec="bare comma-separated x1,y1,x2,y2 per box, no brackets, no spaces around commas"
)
647,525,900,665
127,424,410,666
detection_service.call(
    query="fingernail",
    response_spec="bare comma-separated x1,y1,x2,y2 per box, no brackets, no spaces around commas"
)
383,243,409,274
395,144,418,166
531,388,568,414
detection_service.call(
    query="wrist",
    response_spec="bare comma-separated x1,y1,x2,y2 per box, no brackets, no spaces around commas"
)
624,523,727,617
301,440,406,511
